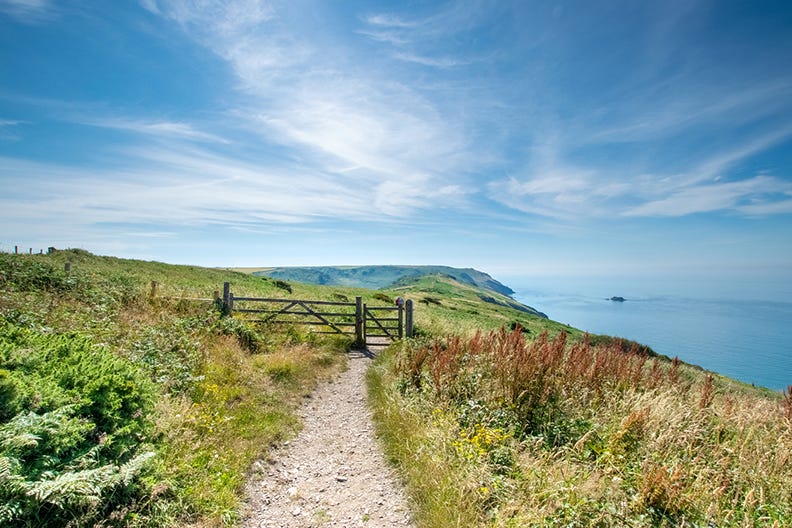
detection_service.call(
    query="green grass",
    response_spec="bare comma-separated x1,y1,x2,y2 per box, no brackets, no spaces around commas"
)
4,249,785,527
367,330,791,527
0,250,353,527
384,274,576,338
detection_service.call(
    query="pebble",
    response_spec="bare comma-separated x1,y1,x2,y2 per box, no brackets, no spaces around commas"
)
241,350,415,528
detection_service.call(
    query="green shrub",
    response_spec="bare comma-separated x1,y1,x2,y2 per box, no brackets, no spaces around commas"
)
420,297,442,306
272,279,292,293
0,254,84,294
214,316,266,353
373,292,393,304
126,322,202,396
0,321,155,527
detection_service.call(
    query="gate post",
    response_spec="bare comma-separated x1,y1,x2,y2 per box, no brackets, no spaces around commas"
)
222,282,231,316
398,301,404,339
149,281,158,299
405,299,413,338
363,303,368,345
355,296,364,348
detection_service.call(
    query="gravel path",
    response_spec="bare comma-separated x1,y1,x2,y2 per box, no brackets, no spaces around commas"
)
241,348,415,528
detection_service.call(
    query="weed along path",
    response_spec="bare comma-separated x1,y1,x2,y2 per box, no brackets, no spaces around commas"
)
241,345,415,528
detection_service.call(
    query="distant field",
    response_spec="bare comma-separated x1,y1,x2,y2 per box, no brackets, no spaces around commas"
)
225,266,275,274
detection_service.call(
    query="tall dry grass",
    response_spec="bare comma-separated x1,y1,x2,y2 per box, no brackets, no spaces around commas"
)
370,327,792,527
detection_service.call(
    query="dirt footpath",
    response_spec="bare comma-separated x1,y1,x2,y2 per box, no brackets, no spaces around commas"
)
241,349,415,528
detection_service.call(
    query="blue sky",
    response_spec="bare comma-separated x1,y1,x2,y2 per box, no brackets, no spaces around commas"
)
1,0,791,298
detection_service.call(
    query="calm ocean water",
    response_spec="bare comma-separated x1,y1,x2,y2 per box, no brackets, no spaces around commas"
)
513,284,792,392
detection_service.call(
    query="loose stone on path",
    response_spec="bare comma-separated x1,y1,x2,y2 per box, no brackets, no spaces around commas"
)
241,349,414,528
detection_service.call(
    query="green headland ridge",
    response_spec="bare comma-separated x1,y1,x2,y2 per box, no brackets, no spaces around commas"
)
251,264,548,319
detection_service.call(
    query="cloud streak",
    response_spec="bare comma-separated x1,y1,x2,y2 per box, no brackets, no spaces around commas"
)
140,0,480,219
0,150,372,230
0,0,54,23
482,3,792,221
624,175,792,217
78,117,230,144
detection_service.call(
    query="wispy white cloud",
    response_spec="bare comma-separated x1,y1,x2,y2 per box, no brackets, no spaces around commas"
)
6,0,791,256
0,118,25,140
589,79,792,145
626,116,792,216
482,1,792,222
489,115,792,220
140,0,274,36
0,149,374,232
362,13,421,29
624,175,792,217
81,117,229,144
119,231,178,239
737,198,792,216
355,29,410,46
693,122,792,183
0,0,54,23
140,0,479,222
359,3,487,69
392,52,470,68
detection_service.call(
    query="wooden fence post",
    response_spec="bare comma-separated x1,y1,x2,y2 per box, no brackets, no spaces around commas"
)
222,282,231,316
355,296,364,348
363,303,368,344
405,299,413,338
398,301,404,339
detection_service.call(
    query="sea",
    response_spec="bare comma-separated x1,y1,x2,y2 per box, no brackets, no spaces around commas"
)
511,279,792,392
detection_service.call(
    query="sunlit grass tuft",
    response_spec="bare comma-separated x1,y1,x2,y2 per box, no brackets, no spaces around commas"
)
368,328,792,527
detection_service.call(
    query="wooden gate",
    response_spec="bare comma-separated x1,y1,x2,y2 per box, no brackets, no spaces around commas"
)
222,283,413,348
364,304,402,345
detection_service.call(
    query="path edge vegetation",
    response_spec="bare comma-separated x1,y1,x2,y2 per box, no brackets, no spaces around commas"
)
367,331,792,527
0,249,356,527
2,249,790,527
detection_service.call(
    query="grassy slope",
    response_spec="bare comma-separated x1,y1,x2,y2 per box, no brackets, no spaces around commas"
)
2,251,568,527
248,264,517,296
386,274,562,336
4,250,785,527
364,295,790,526
0,250,366,527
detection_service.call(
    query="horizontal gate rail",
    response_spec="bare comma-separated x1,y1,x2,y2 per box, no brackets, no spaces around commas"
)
234,309,355,317
232,297,352,306
247,320,357,327
222,283,413,348
364,303,404,345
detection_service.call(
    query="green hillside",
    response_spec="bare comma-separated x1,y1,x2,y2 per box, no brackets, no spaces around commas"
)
251,265,517,296
0,250,356,527
2,250,787,528
386,273,559,336
0,250,569,527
